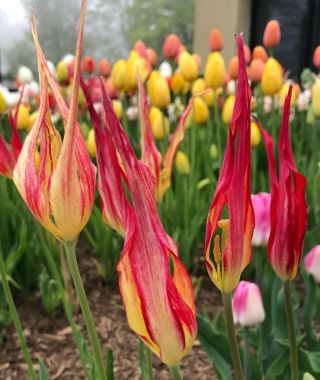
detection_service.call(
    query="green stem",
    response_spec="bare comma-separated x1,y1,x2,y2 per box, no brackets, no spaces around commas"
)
64,240,106,380
222,291,244,380
145,344,153,380
283,281,299,380
243,327,251,380
169,365,183,380
213,98,221,164
0,250,37,380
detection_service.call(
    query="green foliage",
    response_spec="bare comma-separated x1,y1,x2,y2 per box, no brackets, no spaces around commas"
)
39,269,62,317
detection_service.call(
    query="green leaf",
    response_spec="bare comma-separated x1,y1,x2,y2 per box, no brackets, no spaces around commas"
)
299,348,320,375
265,349,289,379
105,348,115,380
38,358,49,380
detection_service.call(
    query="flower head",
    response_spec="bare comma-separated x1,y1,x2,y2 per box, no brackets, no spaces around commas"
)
251,193,271,246
304,246,320,283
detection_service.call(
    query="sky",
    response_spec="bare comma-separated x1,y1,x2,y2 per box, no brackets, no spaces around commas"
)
0,0,27,49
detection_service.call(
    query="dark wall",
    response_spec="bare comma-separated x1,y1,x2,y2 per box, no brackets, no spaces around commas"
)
251,0,320,79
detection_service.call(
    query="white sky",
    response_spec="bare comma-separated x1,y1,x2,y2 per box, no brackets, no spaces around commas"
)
0,0,26,24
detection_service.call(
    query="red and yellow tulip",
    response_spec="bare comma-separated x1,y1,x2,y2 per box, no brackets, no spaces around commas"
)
13,5,96,242
204,35,254,292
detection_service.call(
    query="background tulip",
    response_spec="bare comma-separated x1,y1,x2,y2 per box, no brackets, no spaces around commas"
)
98,58,111,77
178,51,199,81
261,58,283,95
312,46,320,68
209,28,224,51
148,71,171,108
162,33,181,59
249,59,264,82
263,19,281,48
204,52,226,89
222,95,235,124
251,193,271,246
311,79,320,117
228,56,239,80
250,121,262,147
252,45,268,62
193,97,209,124
175,151,190,175
304,246,320,283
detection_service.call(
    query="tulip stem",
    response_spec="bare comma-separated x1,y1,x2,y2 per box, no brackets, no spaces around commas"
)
169,365,183,380
222,291,244,380
243,327,251,380
283,281,299,380
0,249,37,380
64,240,106,380
213,98,221,164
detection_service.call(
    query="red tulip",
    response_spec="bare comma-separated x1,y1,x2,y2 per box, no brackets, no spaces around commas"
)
162,34,181,59
257,85,307,280
83,55,96,74
313,45,320,68
205,34,254,292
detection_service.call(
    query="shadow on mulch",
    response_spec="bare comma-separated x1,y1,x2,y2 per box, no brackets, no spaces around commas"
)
0,240,221,380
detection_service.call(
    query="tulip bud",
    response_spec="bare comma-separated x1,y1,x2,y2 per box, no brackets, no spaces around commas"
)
104,77,118,99
83,56,95,74
261,58,283,95
178,51,199,82
149,106,169,140
98,58,111,77
171,72,187,95
127,51,150,91
0,91,6,113
86,129,96,157
126,105,139,121
313,46,320,68
192,54,202,69
263,20,281,49
148,71,171,109
111,59,128,91
250,121,261,147
209,143,218,160
112,100,123,119
228,56,239,80
204,52,226,89
311,79,320,117
159,61,173,78
147,48,158,67
279,82,300,108
248,59,264,82
17,66,33,84
304,246,320,283
232,281,265,327
56,60,68,83
252,45,268,62
222,95,235,124
251,193,271,246
193,97,209,124
175,151,190,175
163,34,181,59
133,40,148,59
192,78,215,106
244,44,251,64
303,373,316,380
17,104,30,130
209,28,223,51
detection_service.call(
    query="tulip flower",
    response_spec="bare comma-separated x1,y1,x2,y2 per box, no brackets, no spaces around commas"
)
248,58,264,83
149,106,169,140
147,48,158,67
222,95,235,124
228,56,239,80
163,33,181,59
304,246,320,283
14,7,96,242
251,193,271,247
175,151,190,175
258,85,307,280
85,77,197,366
17,66,34,84
193,97,209,124
178,51,199,82
311,79,320,117
171,72,188,95
232,281,265,327
279,82,300,108
209,28,224,51
252,45,268,62
86,129,96,157
244,44,251,64
250,120,261,147
0,107,23,179
313,46,320,68
133,40,148,59
83,55,95,74
148,71,171,109
56,60,68,83
98,58,111,77
111,59,128,91
192,78,215,106
159,61,173,79
263,20,281,49
205,35,254,293
204,52,226,90
261,58,283,95
127,50,151,91
0,90,6,113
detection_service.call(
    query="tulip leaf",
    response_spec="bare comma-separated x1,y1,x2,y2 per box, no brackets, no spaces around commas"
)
265,349,290,379
39,358,49,380
299,348,320,375
197,314,232,380
105,348,115,380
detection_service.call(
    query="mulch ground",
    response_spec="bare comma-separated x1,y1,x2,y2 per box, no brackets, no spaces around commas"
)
0,241,221,379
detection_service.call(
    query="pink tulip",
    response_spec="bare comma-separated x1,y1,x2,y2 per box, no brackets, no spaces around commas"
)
251,193,271,247
304,246,320,283
232,281,265,327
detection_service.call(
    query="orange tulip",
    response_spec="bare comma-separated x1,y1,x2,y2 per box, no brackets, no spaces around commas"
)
252,45,268,62
163,34,181,59
209,28,224,51
83,55,95,74
313,45,320,68
14,8,96,241
98,58,111,77
244,44,251,64
228,56,239,79
263,20,281,49
249,58,264,82
147,48,158,66
133,40,148,60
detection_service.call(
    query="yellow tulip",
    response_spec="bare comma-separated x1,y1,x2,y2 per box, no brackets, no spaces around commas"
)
17,104,30,130
111,59,128,91
86,129,96,157
204,52,226,89
250,121,261,147
192,78,215,106
175,151,190,175
127,51,149,91
178,51,199,82
149,106,169,140
311,79,320,117
261,58,283,95
34,149,40,172
222,95,235,124
28,111,39,131
279,82,300,107
148,71,170,108
0,91,6,113
56,60,68,83
193,97,209,124
112,100,123,119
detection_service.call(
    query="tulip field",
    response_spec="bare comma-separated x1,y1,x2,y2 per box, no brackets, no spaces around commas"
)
1,1,320,379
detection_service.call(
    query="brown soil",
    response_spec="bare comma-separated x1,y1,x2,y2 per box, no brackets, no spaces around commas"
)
0,241,220,380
